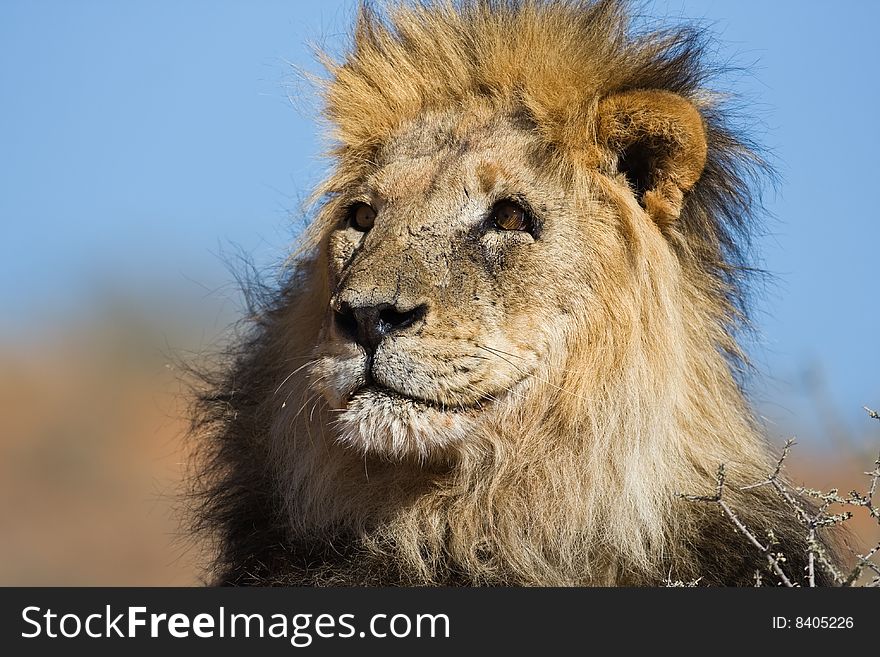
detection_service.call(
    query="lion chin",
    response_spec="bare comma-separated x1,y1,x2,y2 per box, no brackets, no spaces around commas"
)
331,386,475,459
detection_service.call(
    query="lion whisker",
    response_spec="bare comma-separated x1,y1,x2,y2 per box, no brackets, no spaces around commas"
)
274,359,319,396
476,344,593,404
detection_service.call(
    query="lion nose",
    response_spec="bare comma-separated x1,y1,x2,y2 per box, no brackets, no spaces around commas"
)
334,301,427,352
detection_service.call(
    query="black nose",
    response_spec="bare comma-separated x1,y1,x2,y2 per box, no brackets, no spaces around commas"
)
334,302,427,351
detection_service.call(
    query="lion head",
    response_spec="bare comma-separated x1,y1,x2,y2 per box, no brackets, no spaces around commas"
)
193,0,840,586
309,87,709,460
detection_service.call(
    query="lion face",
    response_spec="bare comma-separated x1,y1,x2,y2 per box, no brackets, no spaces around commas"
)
309,109,603,457
308,91,706,458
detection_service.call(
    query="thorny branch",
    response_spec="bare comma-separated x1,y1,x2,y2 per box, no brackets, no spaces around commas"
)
680,463,796,587
679,407,880,587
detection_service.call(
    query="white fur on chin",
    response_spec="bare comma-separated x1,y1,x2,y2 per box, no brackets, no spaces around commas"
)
332,388,473,459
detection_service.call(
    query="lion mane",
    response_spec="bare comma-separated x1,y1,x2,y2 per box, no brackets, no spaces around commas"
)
190,0,841,586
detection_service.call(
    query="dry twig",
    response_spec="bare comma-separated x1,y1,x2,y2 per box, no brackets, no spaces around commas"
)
679,408,880,587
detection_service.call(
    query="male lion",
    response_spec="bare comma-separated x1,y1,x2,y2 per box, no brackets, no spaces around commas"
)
192,0,842,585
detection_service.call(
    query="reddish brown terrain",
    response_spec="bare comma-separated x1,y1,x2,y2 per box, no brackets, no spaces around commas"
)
0,330,203,585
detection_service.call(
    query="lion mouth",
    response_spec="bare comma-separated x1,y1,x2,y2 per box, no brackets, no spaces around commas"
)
347,383,484,413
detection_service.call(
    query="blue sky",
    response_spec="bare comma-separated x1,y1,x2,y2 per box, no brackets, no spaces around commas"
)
1,1,877,442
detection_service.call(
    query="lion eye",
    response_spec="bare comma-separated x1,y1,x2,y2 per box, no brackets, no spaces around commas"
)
491,200,531,232
349,203,376,231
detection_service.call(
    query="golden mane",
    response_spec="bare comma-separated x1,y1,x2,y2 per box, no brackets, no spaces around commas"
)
190,0,840,586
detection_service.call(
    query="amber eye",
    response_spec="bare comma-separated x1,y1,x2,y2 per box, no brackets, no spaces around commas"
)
349,203,376,231
491,200,531,232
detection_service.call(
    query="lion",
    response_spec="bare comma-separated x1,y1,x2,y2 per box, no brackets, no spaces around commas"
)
191,0,843,586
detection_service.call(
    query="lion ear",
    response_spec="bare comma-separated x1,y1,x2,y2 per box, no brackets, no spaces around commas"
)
596,90,708,227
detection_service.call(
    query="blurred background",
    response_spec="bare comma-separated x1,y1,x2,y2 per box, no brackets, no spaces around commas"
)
1,0,877,585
